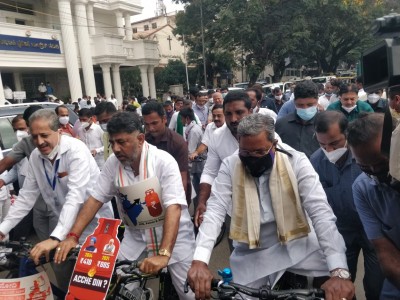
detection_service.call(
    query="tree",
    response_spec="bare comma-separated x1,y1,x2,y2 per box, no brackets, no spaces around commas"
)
120,67,142,97
155,59,198,92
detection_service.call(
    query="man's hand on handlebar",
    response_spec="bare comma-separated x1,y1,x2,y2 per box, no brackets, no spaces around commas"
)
187,260,213,300
54,236,78,264
0,231,6,241
321,277,355,300
139,255,169,274
30,238,59,265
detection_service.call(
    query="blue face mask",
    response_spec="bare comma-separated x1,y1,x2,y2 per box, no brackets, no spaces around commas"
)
296,106,317,121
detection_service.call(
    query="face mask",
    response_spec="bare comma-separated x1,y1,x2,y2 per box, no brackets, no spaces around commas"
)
16,130,29,142
44,133,60,160
100,123,108,132
81,121,91,129
275,95,283,101
296,106,317,121
59,116,69,125
239,151,274,177
367,93,380,104
341,105,357,113
196,103,205,109
325,92,333,97
321,145,348,164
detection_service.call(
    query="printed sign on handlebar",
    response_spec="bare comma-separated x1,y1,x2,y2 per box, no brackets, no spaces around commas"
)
66,218,121,300
116,176,165,229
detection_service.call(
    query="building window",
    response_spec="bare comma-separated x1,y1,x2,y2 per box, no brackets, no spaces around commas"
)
144,25,149,31
151,22,157,29
0,1,34,15
132,27,137,33
15,19,26,25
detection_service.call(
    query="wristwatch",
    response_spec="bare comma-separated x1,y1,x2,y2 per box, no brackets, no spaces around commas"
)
330,268,351,280
159,248,171,258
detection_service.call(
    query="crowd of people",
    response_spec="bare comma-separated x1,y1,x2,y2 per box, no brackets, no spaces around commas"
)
0,78,399,300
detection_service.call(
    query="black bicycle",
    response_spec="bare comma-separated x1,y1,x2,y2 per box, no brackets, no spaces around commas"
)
184,277,325,300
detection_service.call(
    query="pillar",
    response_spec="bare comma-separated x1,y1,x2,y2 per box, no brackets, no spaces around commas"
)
115,11,125,36
13,72,22,91
0,72,5,105
101,64,113,99
74,0,96,98
124,13,132,40
112,64,123,107
148,65,156,99
58,0,83,102
86,2,95,35
139,65,149,97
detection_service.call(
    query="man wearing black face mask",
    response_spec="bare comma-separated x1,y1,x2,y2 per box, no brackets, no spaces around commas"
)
188,114,355,300
310,111,384,300
349,113,400,299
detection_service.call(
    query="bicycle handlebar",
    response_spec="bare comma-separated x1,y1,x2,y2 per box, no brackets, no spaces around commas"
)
184,279,325,299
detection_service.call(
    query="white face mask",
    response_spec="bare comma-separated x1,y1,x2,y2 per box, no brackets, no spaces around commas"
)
44,133,60,160
80,121,91,129
321,145,348,164
367,93,380,104
16,130,29,142
59,116,69,125
275,95,283,101
341,105,357,113
100,123,107,132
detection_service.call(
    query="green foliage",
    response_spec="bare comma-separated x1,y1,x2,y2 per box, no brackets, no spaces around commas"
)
174,0,399,82
120,67,142,97
155,59,191,92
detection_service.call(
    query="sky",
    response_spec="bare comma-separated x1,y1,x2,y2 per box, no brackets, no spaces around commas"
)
131,0,185,22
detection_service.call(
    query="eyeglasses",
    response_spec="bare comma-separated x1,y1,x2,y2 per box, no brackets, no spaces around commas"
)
239,145,273,158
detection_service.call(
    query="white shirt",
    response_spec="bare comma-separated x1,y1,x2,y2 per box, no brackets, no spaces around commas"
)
318,95,331,110
253,107,277,123
77,123,105,170
168,111,201,141
200,123,238,185
201,122,218,147
107,98,118,109
91,150,195,264
0,135,113,241
194,144,348,285
358,88,367,101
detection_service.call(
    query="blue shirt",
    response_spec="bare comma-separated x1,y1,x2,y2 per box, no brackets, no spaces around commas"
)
192,104,209,126
310,149,363,232
277,99,296,119
353,174,400,298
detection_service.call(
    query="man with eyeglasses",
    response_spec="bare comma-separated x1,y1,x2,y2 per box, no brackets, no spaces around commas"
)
349,112,400,299
310,111,383,299
188,113,354,300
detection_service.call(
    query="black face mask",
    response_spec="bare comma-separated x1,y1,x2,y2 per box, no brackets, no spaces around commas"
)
239,153,274,177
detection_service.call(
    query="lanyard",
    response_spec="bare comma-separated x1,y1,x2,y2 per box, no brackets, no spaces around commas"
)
43,159,60,190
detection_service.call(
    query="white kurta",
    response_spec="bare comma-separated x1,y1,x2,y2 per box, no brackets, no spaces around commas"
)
77,123,105,169
0,135,113,241
194,143,348,286
91,149,195,264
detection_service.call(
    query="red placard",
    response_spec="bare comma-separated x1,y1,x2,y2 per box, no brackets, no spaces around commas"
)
66,218,121,300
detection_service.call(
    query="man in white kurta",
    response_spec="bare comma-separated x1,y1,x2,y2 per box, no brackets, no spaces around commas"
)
188,114,355,300
56,111,195,300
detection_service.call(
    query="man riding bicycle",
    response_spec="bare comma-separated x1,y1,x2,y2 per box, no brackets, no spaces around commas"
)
187,114,355,300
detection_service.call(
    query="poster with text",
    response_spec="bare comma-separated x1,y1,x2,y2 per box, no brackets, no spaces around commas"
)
66,218,122,300
0,271,53,300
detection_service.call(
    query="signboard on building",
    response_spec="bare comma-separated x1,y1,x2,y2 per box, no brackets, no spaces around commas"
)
0,34,61,54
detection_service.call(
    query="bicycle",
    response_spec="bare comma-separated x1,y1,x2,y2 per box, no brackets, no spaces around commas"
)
184,272,325,300
0,238,77,299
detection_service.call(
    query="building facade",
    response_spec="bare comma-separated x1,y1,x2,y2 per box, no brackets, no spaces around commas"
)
0,0,159,105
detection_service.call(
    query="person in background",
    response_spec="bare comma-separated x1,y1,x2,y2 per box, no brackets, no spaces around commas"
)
275,80,320,158
55,105,76,138
169,99,200,139
77,108,105,170
142,101,191,205
107,94,118,110
260,87,288,113
190,104,225,162
192,90,209,130
38,82,47,98
46,82,55,99
246,88,277,122
366,89,387,113
94,102,117,161
180,107,206,212
356,76,367,101
0,148,11,240
327,84,374,121
163,101,174,127
310,111,384,299
318,82,335,110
